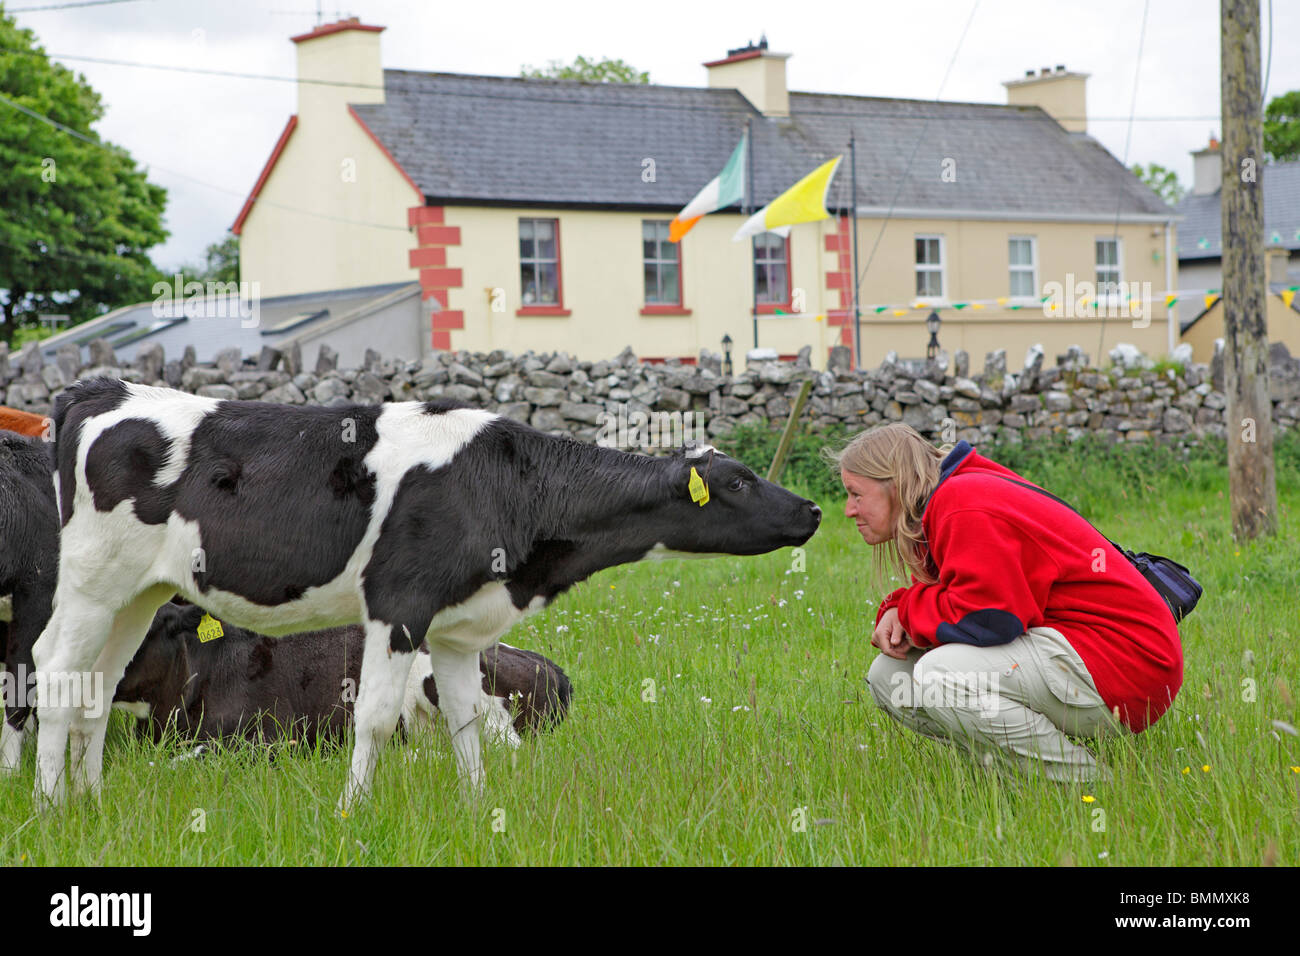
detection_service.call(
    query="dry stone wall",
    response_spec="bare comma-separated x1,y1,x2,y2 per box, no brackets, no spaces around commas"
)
3,336,1298,448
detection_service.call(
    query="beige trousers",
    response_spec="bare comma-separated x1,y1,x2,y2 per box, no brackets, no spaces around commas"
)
866,626,1126,783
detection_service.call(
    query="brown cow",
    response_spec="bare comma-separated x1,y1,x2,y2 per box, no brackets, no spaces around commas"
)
0,406,50,439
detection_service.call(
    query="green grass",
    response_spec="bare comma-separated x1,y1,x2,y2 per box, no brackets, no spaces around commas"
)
2,445,1297,866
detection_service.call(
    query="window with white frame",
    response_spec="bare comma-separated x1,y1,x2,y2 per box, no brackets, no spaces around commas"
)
1008,236,1037,299
642,220,681,305
1095,238,1122,298
915,236,944,299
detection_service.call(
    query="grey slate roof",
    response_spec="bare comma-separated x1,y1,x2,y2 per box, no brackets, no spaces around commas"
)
352,71,1173,218
39,281,416,366
1175,160,1300,260
789,92,1171,216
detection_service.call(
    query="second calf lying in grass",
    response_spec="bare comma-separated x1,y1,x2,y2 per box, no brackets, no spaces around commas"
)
113,602,572,750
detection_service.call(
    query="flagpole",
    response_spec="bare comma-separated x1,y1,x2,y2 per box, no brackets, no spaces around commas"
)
850,133,861,369
747,118,758,350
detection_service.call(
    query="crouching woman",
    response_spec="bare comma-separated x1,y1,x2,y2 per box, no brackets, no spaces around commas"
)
832,424,1182,782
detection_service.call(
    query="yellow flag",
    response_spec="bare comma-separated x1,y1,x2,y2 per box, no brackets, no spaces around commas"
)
1283,289,1296,309
733,157,842,241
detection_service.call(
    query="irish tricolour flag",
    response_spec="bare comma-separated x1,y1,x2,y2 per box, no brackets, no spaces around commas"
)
668,133,747,243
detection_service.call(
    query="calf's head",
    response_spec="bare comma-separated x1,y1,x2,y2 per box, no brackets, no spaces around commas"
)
652,444,820,556
115,601,197,710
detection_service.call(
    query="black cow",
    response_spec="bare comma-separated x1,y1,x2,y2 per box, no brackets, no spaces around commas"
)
34,378,820,808
0,432,58,773
114,602,571,748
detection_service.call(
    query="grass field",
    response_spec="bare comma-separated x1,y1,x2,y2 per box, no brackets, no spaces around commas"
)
2,436,1297,866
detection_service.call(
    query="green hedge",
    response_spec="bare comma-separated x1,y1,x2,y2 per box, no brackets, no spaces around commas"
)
717,421,1300,519
715,423,854,500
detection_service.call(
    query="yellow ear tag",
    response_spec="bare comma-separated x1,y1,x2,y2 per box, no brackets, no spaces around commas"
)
688,466,710,506
197,613,224,643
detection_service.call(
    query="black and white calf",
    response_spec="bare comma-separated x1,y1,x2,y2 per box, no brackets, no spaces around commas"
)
0,432,59,772
114,601,572,748
34,379,819,808
406,642,572,744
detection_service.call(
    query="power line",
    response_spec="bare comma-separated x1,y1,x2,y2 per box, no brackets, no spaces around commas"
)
0,91,410,233
854,0,982,294
1098,0,1152,364
1262,0,1273,109
6,0,148,11
0,31,1229,270
0,88,122,150
0,45,1225,123
0,46,386,91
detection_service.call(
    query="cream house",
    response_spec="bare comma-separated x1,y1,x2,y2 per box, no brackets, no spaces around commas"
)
235,20,1179,371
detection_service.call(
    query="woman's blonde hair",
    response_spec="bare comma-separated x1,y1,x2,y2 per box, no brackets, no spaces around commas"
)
822,423,947,585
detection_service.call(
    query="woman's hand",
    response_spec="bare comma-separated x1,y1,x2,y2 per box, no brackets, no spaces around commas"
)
872,607,913,659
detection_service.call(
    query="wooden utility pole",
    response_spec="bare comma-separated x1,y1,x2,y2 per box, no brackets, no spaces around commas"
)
1221,0,1278,539
767,379,813,484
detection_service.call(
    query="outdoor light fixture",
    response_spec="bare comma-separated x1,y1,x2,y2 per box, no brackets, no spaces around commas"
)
721,333,733,377
926,311,942,360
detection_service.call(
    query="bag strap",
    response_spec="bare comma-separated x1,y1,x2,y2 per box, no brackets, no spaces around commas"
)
987,474,1125,554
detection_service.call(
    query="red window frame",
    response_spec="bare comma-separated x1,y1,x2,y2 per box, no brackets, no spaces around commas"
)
640,219,691,316
517,217,571,316
754,233,793,314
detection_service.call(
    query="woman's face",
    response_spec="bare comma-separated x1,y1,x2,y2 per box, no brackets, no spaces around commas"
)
841,470,898,545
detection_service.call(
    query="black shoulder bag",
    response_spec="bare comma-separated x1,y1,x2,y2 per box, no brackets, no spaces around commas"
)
992,475,1203,624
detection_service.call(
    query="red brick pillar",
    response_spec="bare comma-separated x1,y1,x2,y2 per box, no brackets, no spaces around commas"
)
824,214,856,358
408,206,463,351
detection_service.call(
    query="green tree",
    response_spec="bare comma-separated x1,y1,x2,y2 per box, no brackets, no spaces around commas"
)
1263,90,1300,162
0,11,167,346
173,234,239,285
521,55,649,84
1130,162,1186,205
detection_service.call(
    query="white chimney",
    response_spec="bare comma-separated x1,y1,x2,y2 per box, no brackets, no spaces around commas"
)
704,38,790,118
1191,137,1222,196
1004,66,1089,134
293,17,386,121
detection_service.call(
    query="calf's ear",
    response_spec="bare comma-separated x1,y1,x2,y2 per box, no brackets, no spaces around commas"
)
667,457,697,498
177,604,207,634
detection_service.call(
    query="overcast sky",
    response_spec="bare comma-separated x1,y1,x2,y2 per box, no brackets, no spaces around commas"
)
10,0,1297,270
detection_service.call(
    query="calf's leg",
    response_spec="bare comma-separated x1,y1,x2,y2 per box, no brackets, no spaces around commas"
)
340,619,419,812
32,598,117,808
2,586,56,773
427,643,487,793
69,587,170,801
0,722,26,775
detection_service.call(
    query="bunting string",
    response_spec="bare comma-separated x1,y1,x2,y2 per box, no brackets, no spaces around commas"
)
772,286,1298,320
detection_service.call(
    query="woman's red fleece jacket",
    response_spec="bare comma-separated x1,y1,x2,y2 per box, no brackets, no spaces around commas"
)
874,441,1183,731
